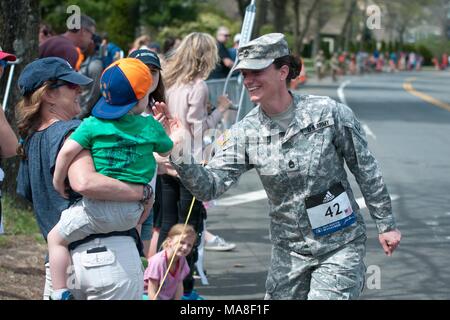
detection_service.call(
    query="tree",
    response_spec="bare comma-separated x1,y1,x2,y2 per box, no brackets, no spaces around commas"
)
235,0,251,19
292,0,321,55
107,0,139,50
338,0,357,52
0,0,40,199
272,0,288,33
254,0,269,36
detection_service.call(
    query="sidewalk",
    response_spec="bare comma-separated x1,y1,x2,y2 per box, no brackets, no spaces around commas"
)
196,170,270,300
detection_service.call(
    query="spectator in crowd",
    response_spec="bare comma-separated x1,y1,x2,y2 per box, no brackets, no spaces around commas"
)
128,48,171,258
16,57,148,300
129,35,151,55
228,33,240,62
208,26,234,79
99,33,123,69
48,57,172,300
160,32,232,300
78,33,103,119
39,14,96,70
144,224,196,300
39,23,55,45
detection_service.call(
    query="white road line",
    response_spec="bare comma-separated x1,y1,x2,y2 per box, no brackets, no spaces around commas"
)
217,189,268,206
337,80,351,106
362,123,377,140
217,190,400,208
337,79,376,140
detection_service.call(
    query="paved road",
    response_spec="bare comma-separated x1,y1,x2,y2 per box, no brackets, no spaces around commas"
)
196,70,450,300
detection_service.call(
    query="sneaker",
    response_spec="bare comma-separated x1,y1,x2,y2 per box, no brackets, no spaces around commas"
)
193,267,207,280
204,236,236,251
50,290,75,300
182,290,205,300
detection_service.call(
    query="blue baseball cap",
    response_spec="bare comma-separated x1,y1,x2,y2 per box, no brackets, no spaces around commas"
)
128,49,161,69
92,58,152,120
18,57,92,96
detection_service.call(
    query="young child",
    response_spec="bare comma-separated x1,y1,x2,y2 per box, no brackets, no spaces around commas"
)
144,224,197,300
48,58,174,300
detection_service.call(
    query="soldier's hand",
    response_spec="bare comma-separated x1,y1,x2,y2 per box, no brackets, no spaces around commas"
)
378,229,401,256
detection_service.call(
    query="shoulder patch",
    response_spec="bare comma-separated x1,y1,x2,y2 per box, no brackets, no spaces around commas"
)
215,130,231,147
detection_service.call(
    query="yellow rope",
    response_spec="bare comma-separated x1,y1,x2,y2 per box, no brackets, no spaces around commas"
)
152,195,197,300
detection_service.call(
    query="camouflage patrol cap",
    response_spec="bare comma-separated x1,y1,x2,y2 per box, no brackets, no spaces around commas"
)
233,33,289,71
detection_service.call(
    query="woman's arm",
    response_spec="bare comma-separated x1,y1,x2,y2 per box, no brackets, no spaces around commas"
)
0,107,18,158
68,149,143,201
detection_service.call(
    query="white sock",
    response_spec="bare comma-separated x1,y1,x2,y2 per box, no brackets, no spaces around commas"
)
51,288,70,300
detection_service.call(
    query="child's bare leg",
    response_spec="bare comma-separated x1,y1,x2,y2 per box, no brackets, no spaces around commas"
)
47,223,71,292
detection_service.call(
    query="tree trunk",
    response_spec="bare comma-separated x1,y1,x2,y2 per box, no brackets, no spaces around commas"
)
293,0,301,55
254,0,269,37
0,0,40,199
272,0,288,33
298,0,321,54
339,0,357,52
311,4,323,57
236,0,251,20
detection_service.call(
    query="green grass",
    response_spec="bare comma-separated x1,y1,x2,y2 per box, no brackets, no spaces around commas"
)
1,195,43,244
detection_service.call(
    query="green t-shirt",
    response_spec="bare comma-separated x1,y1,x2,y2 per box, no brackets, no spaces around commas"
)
70,114,173,184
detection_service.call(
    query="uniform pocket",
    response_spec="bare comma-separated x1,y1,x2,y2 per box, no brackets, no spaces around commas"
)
335,273,358,291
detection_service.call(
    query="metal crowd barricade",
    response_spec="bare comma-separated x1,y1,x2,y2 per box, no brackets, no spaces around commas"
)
206,77,255,129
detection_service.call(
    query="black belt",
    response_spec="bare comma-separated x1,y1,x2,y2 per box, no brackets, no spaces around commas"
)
68,228,144,257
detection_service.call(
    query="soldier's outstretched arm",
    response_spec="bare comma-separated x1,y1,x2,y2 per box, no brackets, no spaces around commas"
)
170,125,252,202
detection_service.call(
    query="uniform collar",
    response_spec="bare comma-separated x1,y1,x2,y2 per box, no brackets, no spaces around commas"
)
257,93,313,137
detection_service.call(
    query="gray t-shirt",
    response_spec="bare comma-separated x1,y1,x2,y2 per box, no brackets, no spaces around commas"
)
267,102,295,132
16,120,81,240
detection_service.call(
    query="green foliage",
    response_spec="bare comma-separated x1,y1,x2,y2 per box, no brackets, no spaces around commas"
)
141,0,198,30
156,11,240,48
1,195,39,237
40,0,110,34
106,0,139,50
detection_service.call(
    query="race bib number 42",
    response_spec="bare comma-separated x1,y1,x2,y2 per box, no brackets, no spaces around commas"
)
305,183,356,236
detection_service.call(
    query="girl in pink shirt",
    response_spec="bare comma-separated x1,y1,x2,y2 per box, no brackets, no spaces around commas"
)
144,224,197,300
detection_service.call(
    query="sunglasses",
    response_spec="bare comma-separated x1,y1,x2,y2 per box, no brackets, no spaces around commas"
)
50,80,80,90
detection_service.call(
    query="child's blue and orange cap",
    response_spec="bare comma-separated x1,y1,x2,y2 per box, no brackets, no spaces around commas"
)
92,58,152,119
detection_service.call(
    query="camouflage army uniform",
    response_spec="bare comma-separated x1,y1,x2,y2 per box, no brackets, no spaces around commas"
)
171,93,396,299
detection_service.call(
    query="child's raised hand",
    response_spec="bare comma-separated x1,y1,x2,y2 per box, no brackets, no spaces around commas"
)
152,102,171,130
168,118,187,145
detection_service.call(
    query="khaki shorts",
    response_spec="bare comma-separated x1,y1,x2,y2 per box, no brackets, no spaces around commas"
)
44,236,144,300
58,198,143,243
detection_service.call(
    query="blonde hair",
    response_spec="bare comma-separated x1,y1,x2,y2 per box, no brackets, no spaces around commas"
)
161,224,197,250
16,83,51,158
132,35,151,50
163,32,218,89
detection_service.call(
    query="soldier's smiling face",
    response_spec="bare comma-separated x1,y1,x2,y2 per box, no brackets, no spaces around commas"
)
241,64,288,108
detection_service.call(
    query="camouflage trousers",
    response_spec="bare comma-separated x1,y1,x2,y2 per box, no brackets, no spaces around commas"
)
264,235,367,300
